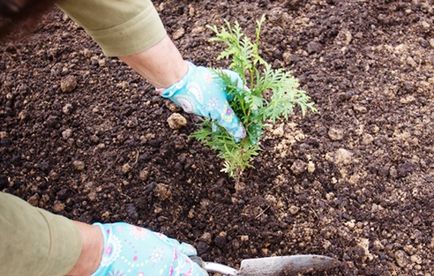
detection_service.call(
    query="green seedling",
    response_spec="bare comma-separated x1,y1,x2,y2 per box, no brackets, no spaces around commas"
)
193,16,316,180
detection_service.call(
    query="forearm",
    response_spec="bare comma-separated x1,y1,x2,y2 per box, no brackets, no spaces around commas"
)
67,222,103,276
120,35,188,89
59,0,188,89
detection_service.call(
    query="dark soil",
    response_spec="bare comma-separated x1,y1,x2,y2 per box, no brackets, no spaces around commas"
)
1,0,433,275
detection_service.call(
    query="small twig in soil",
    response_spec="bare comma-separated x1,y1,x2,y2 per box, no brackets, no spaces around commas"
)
255,205,271,219
101,155,121,176
117,189,132,200
133,150,140,165
309,207,319,220
120,192,132,200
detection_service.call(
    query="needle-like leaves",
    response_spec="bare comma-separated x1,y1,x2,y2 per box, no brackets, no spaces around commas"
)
193,17,316,178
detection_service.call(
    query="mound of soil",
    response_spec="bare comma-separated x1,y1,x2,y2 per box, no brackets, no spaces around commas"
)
1,0,433,274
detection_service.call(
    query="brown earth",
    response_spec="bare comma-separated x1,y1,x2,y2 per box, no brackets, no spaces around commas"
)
1,0,433,275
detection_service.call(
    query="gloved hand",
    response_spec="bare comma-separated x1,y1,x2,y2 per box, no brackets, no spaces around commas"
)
160,62,246,142
92,223,207,276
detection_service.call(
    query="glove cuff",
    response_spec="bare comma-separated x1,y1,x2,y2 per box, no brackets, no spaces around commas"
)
91,223,117,276
160,61,195,98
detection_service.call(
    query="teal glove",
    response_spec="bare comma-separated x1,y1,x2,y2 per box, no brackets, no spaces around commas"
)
92,223,207,276
161,62,246,142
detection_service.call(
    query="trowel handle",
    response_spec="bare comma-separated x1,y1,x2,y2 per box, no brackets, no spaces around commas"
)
190,256,238,275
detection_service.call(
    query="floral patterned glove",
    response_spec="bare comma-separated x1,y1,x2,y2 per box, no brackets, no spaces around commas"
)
92,223,207,276
160,62,246,142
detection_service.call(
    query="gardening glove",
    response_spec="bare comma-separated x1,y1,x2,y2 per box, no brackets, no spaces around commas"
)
92,222,207,276
160,62,246,142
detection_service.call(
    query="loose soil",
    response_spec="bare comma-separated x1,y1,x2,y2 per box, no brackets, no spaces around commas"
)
1,0,433,275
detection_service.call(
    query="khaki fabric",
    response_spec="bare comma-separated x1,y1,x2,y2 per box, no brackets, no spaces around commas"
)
58,0,167,56
0,192,82,276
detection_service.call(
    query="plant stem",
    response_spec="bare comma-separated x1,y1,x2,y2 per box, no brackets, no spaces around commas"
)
234,168,243,191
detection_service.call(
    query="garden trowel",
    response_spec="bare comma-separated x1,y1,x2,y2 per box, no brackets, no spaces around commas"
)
192,254,340,275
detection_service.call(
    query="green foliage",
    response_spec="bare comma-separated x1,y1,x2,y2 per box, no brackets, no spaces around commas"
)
192,16,316,178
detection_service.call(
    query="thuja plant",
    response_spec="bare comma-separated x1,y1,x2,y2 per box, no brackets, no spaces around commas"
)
193,16,316,180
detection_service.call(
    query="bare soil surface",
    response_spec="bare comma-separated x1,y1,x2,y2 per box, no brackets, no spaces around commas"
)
1,0,433,275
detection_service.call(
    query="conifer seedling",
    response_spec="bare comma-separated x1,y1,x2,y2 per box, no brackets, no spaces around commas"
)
193,16,316,181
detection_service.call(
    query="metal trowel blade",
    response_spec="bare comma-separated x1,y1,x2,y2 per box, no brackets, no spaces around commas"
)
238,254,340,275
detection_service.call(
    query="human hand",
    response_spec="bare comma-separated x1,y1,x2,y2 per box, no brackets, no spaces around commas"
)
92,223,207,276
160,62,246,142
